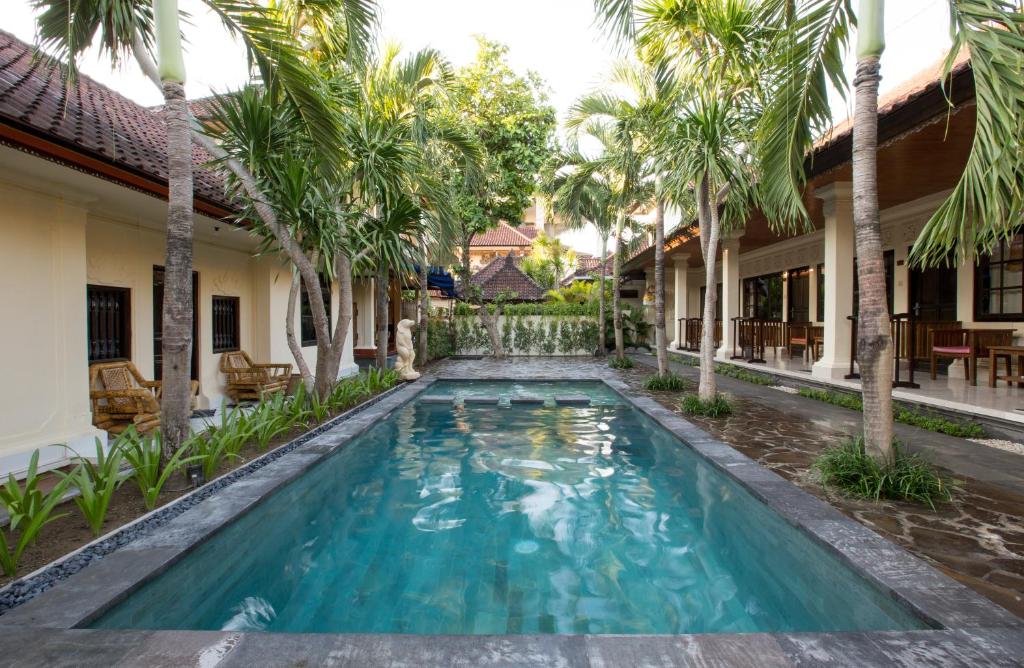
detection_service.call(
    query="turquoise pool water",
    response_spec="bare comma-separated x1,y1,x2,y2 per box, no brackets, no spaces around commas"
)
92,382,925,634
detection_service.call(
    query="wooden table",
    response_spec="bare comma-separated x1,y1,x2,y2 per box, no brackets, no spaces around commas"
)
988,345,1024,387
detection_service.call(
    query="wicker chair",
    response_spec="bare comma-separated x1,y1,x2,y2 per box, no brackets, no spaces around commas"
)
88,361,197,435
220,351,292,402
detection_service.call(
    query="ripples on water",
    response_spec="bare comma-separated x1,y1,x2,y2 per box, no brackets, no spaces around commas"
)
92,387,924,635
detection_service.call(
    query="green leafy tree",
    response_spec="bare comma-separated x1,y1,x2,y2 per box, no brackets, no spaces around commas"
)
520,233,578,290
445,37,557,357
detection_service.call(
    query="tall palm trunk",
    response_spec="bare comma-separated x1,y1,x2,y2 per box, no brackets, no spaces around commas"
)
612,213,625,359
653,188,668,375
597,235,608,355
285,269,314,389
852,0,893,460
155,0,193,460
375,266,389,369
698,178,720,400
419,250,429,363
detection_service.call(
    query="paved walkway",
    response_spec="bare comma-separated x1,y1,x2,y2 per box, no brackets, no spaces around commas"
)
620,352,1024,619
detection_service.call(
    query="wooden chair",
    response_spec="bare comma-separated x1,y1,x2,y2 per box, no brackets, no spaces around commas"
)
929,328,1016,385
787,322,813,360
88,361,197,434
220,351,292,402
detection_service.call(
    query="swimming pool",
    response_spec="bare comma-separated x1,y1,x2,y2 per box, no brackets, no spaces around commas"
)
91,381,925,635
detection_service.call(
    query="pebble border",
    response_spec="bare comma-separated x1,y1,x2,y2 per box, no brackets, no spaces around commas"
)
0,384,406,616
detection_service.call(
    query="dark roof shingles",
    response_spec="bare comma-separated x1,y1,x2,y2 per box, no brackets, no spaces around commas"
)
469,253,545,301
0,30,231,211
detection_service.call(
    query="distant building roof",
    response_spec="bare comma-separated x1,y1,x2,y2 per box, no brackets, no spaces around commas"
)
0,30,234,217
469,221,534,247
561,253,615,286
469,252,545,301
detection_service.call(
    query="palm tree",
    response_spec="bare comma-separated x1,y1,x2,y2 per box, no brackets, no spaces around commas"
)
33,0,377,456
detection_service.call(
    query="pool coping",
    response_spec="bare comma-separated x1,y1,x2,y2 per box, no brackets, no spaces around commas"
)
0,366,1020,666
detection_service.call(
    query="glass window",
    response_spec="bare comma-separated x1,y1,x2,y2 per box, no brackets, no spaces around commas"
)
816,263,825,321
742,272,783,320
301,275,332,346
976,232,1024,320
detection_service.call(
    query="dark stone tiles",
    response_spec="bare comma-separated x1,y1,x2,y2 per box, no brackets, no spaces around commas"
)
421,395,456,404
554,395,591,405
777,629,1024,667
464,396,500,405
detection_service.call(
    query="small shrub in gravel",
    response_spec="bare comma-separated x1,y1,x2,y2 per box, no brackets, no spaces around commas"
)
608,356,635,370
644,373,688,392
680,393,733,418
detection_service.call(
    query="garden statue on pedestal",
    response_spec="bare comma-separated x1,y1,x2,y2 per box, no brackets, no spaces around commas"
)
395,319,421,380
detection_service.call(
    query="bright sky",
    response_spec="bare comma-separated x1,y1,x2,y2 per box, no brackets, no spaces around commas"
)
5,0,953,254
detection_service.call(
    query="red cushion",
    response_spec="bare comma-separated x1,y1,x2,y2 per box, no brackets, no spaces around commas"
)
933,346,970,354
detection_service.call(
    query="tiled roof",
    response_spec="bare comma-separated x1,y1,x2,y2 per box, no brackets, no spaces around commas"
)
470,253,545,301
517,223,539,240
0,30,233,213
469,221,533,247
562,253,614,285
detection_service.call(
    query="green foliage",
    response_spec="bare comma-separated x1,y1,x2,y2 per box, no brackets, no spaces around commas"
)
61,440,126,536
446,37,557,243
797,388,985,438
814,439,958,509
520,233,578,291
0,451,73,575
605,306,652,352
453,312,597,355
608,356,635,370
680,393,733,418
120,430,197,511
644,373,688,392
426,317,455,360
715,364,776,386
251,393,295,451
545,281,611,306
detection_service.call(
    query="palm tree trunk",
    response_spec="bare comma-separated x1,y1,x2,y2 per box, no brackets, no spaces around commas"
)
375,266,389,369
419,252,429,363
853,53,893,460
698,183,720,401
653,188,668,376
598,236,608,355
613,214,625,360
157,82,194,459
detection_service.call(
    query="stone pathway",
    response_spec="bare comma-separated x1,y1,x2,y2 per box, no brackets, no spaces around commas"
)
620,353,1024,620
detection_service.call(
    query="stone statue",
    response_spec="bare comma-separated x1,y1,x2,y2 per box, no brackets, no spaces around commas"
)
395,318,420,380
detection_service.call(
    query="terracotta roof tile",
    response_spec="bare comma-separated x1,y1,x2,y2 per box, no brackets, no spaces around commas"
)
469,221,533,247
0,30,232,212
469,253,545,301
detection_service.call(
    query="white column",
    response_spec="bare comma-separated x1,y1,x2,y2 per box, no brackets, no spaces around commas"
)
809,266,820,322
813,182,855,379
716,232,742,360
671,254,690,349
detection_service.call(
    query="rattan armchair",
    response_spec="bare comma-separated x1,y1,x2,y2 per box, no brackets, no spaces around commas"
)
88,360,197,434
220,351,292,402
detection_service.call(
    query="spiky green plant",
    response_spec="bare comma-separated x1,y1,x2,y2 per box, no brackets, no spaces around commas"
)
61,440,127,536
0,451,73,575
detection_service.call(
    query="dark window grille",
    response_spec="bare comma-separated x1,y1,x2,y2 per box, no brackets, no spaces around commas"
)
87,285,131,362
212,296,240,353
301,275,332,346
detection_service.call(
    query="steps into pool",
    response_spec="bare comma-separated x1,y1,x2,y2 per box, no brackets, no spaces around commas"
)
419,394,593,407
554,395,591,406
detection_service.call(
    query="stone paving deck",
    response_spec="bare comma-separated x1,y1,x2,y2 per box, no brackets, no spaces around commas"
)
0,356,1020,666
626,352,1024,620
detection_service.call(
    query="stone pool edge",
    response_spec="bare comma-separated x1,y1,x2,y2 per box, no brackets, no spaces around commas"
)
0,368,1019,666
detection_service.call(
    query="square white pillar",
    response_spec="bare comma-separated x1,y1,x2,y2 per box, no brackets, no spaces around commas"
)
809,266,820,322
671,254,690,349
812,182,855,380
716,233,742,360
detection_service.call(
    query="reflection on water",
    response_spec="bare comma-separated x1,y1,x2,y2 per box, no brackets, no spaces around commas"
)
92,390,925,635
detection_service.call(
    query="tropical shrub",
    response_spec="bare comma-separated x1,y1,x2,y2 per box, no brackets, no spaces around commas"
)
814,439,958,509
797,388,984,438
251,394,294,450
608,356,634,369
680,393,732,418
0,451,73,575
61,440,126,536
644,373,688,392
426,317,454,360
120,430,197,510
715,364,776,386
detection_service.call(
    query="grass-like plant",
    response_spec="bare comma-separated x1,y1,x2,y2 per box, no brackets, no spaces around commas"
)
797,388,985,438
251,394,294,450
643,372,688,392
0,451,73,575
680,393,733,418
608,356,635,370
285,384,315,426
120,430,198,510
814,439,958,509
61,439,126,536
715,364,776,386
